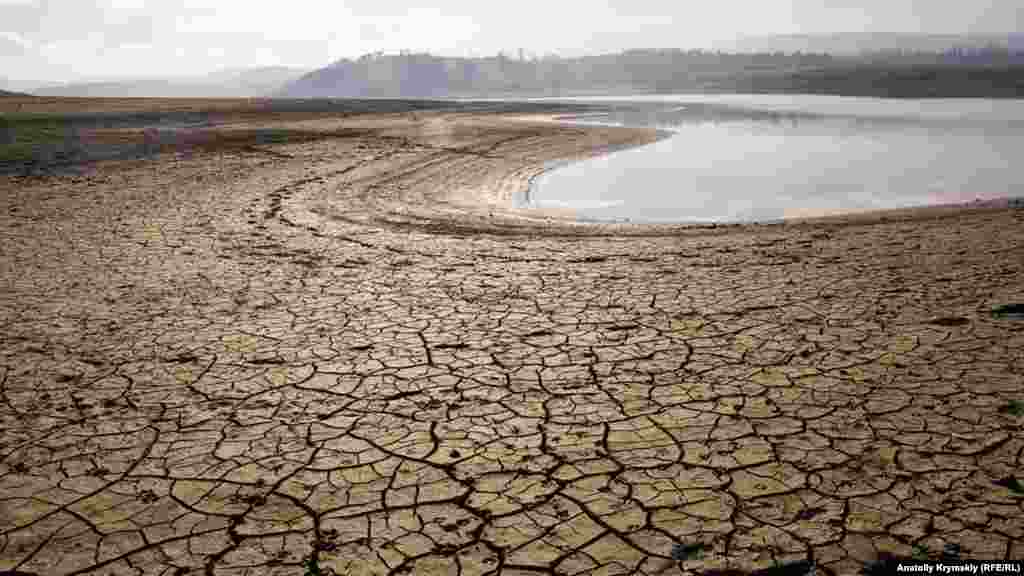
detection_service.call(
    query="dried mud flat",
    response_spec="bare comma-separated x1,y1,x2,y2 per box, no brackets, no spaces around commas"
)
1,102,1023,576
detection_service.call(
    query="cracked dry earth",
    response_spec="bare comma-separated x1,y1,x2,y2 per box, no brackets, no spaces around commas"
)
1,111,1023,576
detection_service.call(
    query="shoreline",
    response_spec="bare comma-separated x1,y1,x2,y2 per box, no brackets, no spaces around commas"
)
298,109,1023,237
5,95,1020,234
502,108,1024,230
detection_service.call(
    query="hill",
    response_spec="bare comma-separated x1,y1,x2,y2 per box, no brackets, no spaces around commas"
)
279,48,1024,100
278,50,836,99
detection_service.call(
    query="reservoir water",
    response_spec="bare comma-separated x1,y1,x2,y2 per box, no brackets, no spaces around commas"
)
527,94,1024,222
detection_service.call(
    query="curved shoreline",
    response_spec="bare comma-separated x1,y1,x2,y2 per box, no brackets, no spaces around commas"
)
507,112,1024,230
297,110,1022,238
291,112,678,236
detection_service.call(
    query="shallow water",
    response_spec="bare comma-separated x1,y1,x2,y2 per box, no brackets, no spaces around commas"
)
527,94,1024,222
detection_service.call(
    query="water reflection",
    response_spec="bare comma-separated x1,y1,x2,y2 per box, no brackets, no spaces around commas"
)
569,103,825,128
531,96,1023,223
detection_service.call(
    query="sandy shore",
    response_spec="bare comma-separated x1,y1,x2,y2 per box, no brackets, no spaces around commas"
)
1,104,1022,575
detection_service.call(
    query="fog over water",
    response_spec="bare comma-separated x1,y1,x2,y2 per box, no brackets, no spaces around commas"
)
527,95,1024,222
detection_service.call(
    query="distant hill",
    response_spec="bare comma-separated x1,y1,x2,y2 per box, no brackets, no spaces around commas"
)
278,50,837,99
0,89,30,97
32,66,311,98
279,47,1024,100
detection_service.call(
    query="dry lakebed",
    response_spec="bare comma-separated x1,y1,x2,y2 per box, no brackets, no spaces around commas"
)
0,97,1022,575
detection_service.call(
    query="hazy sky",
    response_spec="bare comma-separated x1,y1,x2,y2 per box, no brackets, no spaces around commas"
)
1,0,1021,82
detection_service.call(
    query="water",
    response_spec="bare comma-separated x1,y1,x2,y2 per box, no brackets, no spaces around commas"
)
527,94,1024,222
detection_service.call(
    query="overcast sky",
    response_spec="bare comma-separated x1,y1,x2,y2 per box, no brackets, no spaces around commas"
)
2,0,1022,83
